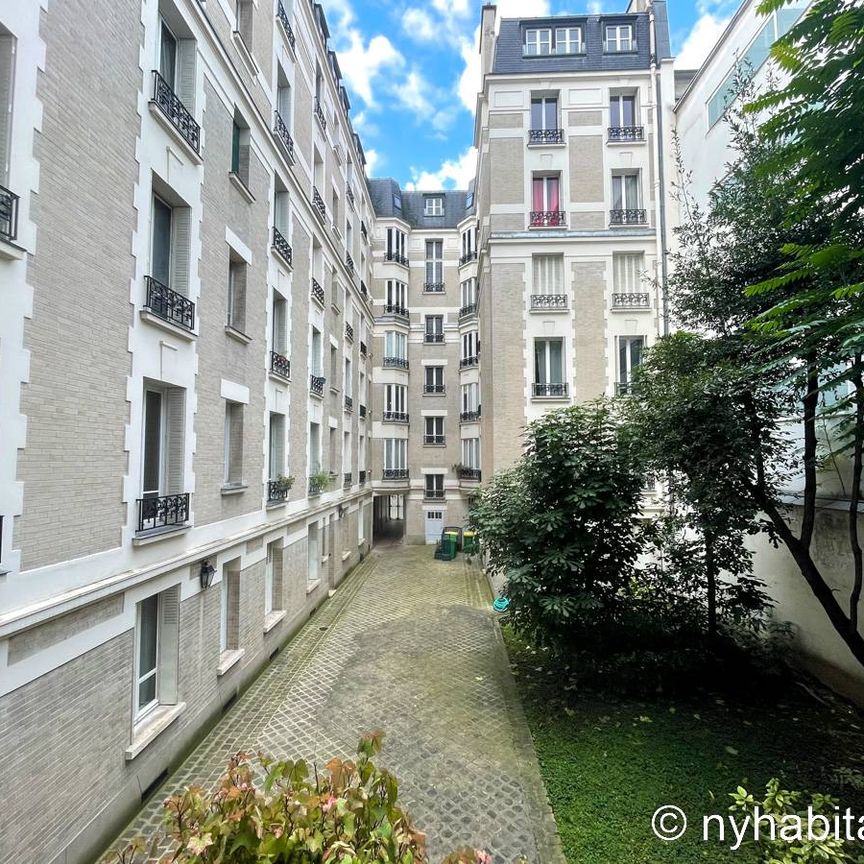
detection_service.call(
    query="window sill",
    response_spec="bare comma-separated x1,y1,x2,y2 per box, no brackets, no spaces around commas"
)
132,524,191,546
269,369,291,384
611,304,652,312
217,648,245,677
229,171,255,203
531,395,571,402
225,324,252,345
306,578,321,595
341,550,351,562
125,702,186,761
358,537,366,547
606,138,646,146
529,306,569,314
231,30,259,76
266,498,288,510
526,141,566,148
147,101,203,165
423,442,447,448
0,237,27,261
140,309,197,342
264,609,287,633
423,390,446,396
221,484,247,496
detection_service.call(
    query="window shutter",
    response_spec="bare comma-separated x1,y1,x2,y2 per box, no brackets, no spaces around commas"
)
171,207,191,298
158,585,181,705
177,39,197,113
165,387,186,494
0,34,14,186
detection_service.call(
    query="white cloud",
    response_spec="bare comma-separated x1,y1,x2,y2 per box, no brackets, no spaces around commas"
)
337,31,404,107
494,0,551,22
432,0,471,17
401,8,438,41
457,30,481,112
364,148,381,176
405,147,478,191
395,69,436,115
675,12,730,69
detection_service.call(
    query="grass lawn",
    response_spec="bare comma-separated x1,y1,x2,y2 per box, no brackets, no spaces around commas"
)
504,629,864,863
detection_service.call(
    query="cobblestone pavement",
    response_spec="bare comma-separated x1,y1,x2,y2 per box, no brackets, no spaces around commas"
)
110,545,565,864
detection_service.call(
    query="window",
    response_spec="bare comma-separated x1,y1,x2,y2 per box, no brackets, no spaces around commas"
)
135,594,159,717
384,384,407,418
219,561,240,656
424,240,444,288
461,382,480,415
384,330,407,360
230,113,251,188
425,366,445,394
386,280,407,310
344,357,353,398
534,338,566,396
274,187,290,239
223,401,244,488
386,227,406,261
610,94,636,128
555,26,582,54
384,438,407,470
235,0,254,45
425,474,445,499
612,173,641,209
151,196,173,288
613,253,645,293
272,290,288,357
424,416,445,445
461,331,479,364
524,28,552,55
309,421,321,473
617,336,644,394
462,438,480,470
530,96,558,131
307,523,320,587
424,196,444,216
268,412,285,481
226,255,248,333
276,77,292,129
460,226,476,260
604,24,634,52
141,383,186,522
159,20,177,88
533,255,564,295
531,176,561,221
425,315,444,343
310,326,323,376
264,541,281,617
460,278,477,310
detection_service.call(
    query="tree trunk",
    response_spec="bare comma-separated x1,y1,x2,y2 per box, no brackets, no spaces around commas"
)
704,524,718,641
849,356,863,631
799,357,820,549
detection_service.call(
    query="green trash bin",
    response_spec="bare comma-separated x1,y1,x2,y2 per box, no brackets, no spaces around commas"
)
463,531,477,554
444,531,459,556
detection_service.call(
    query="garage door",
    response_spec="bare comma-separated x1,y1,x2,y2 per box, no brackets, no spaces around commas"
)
425,510,443,544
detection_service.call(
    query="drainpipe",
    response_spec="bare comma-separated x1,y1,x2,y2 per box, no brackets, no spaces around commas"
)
647,0,670,337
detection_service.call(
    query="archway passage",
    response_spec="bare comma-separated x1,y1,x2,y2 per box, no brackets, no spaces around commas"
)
372,493,405,545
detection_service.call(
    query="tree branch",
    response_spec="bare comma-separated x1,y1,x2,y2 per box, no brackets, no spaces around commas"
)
799,356,819,549
849,354,863,631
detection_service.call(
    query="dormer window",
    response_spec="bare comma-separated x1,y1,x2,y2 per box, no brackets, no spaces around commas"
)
604,24,634,52
393,193,402,210
555,27,582,54
424,196,444,216
524,28,552,56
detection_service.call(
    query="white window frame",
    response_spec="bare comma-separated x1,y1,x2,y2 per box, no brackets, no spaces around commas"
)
555,26,582,54
533,255,564,295
524,27,552,55
424,197,444,216
605,24,634,52
534,338,565,385
134,595,160,719
612,173,641,210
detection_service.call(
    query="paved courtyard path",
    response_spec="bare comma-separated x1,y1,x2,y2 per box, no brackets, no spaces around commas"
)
111,545,564,863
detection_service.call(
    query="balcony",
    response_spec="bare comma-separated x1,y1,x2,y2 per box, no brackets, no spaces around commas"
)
346,185,355,208
610,209,648,226
314,97,327,132
528,128,565,145
384,251,409,267
311,277,325,306
0,185,19,243
343,472,352,489
530,211,566,228
530,294,568,311
424,489,445,501
345,322,354,342
270,350,290,379
383,356,409,370
308,475,326,496
459,251,477,266
359,404,367,418
459,356,479,369
382,468,409,481
344,394,353,411
345,251,354,274
312,187,326,222
309,374,325,397
459,303,477,320
359,469,366,485
360,281,368,300
383,304,409,320
612,292,650,309
383,410,409,423
267,479,289,504
137,493,190,533
424,434,445,446
608,126,644,142
424,384,445,395
273,110,295,162
458,467,482,482
424,333,445,344
460,409,481,423
423,282,445,293
151,70,200,154
533,382,569,398
361,222,368,243
144,276,195,332
276,0,296,52
271,226,292,267
360,340,367,357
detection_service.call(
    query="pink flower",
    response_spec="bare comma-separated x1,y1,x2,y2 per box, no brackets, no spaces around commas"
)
321,794,337,813
475,850,492,864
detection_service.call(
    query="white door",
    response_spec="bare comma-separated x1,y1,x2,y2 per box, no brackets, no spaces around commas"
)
425,510,444,544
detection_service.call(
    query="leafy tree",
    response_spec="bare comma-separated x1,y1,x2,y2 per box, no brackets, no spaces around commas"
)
469,401,644,651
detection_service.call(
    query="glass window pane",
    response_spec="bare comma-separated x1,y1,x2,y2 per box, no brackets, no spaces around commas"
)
139,595,158,675
544,99,557,129
152,198,172,286
143,390,162,496
160,23,177,87
535,341,547,383
549,340,563,382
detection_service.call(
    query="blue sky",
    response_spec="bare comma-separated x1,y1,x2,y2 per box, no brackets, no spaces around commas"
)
321,0,738,190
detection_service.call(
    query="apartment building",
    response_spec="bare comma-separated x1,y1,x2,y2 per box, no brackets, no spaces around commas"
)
473,0,675,477
0,0,375,861
367,180,481,544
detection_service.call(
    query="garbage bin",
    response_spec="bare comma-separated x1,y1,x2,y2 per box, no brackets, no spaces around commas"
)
463,530,477,554
444,531,460,555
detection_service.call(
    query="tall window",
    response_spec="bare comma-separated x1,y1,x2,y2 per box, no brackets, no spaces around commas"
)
460,226,475,260
424,196,444,216
425,315,444,342
135,594,159,717
530,96,558,131
159,21,177,88
264,541,280,617
384,384,407,418
272,290,288,357
425,240,443,287
219,561,240,656
309,421,321,472
610,94,636,128
534,338,565,396
230,113,251,188
604,24,634,52
461,438,480,469
532,175,560,213
223,401,244,489
612,173,641,210
151,196,173,288
425,474,444,498
235,0,254,45
141,383,186,504
227,255,247,333
460,278,477,309
524,28,552,55
461,331,479,363
461,382,480,414
386,227,406,261
269,413,285,480
533,255,564,295
384,438,407,470
386,279,407,310
425,366,445,394
617,336,644,394
384,331,407,360
310,326,323,376
613,253,645,293
555,26,582,54
424,416,445,445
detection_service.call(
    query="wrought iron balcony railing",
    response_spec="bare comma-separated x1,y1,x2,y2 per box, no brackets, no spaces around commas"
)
460,409,481,423
609,208,647,226
615,380,636,396
530,294,568,310
424,434,445,445
383,356,409,369
424,332,445,343
382,468,409,481
533,382,569,397
459,250,477,266
530,210,566,228
345,323,354,342
311,277,325,306
270,350,290,379
310,374,325,396
359,469,366,484
346,185,355,207
528,128,565,145
273,110,294,162
0,185,19,243
383,304,409,319
612,292,650,308
144,276,195,331
424,489,445,500
343,472,352,488
360,340,367,357
276,0,296,52
359,404,367,418
314,97,327,132
137,492,190,533
345,251,354,273
423,282,445,293
384,251,409,266
308,476,325,496
267,479,289,503
360,281,368,299
459,303,477,319
459,467,482,481
424,384,446,394
312,187,326,222
608,126,644,142
344,395,353,411
151,70,200,153
459,356,479,369
272,226,292,266
383,410,409,423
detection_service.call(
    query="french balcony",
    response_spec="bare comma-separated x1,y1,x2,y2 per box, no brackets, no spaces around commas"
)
528,128,565,145
423,282,445,293
459,356,479,369
383,410,409,423
609,208,648,226
458,467,482,482
273,110,295,162
615,381,636,396
530,294,568,311
309,374,325,397
460,410,481,424
424,332,445,344
308,475,326,496
361,222,368,243
384,251,409,267
424,434,445,446
343,472,352,489
271,226,292,267
312,187,326,222
344,394,353,411
360,281,368,300
345,322,354,342
382,468,409,481
270,350,290,379
267,479,289,504
360,340,368,357
459,251,477,266
276,0,296,52
345,251,354,274
530,210,566,228
311,277,325,306
0,185,19,243
424,384,446,395
151,70,200,154
533,382,569,398
359,469,366,485
608,126,644,142
424,489,446,501
137,492,190,533
383,304,409,320
346,185,355,208
383,356,409,370
359,403,367,418
314,97,327,132
612,292,650,309
459,303,477,320
144,276,195,332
